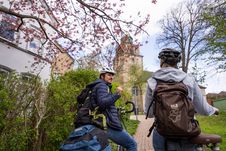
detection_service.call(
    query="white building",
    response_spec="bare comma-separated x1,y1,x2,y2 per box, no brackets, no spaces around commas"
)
0,0,74,80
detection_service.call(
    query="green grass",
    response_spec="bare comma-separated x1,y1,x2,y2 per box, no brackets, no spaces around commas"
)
197,111,226,150
123,118,140,135
213,99,226,111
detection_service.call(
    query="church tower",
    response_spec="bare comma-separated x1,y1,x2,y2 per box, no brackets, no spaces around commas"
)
113,34,144,112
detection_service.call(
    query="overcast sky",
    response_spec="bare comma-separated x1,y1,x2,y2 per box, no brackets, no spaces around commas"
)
122,0,226,93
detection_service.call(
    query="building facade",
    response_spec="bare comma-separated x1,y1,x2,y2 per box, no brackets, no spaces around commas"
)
0,1,74,80
113,34,144,112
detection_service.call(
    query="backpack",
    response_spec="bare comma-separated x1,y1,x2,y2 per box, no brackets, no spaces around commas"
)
146,80,201,139
59,125,111,151
60,83,110,151
76,84,95,105
74,82,107,130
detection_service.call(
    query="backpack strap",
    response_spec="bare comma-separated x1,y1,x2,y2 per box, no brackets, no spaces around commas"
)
90,107,107,130
146,82,160,136
147,120,156,137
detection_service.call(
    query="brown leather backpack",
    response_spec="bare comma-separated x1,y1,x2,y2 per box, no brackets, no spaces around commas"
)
147,80,201,139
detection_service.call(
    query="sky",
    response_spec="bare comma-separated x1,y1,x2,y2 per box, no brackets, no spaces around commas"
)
122,0,226,94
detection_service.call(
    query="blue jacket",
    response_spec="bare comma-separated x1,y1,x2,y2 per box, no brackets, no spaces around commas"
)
88,79,123,131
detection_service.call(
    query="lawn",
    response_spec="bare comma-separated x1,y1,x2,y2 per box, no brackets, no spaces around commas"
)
197,111,226,150
123,118,140,135
213,99,226,111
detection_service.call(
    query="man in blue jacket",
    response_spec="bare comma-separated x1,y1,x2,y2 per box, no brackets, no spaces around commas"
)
92,67,137,151
144,48,219,151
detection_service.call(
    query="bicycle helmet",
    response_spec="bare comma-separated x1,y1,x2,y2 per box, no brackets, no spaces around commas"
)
158,48,181,65
100,67,116,75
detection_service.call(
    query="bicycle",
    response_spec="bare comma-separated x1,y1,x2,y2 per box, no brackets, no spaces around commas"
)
190,133,222,151
191,111,222,151
110,101,136,151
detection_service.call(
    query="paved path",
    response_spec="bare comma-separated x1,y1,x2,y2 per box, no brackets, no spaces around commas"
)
130,115,154,151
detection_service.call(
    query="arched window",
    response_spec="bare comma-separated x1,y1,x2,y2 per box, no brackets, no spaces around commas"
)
132,86,139,96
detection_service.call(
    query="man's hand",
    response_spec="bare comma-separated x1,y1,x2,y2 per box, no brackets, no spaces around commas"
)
116,86,123,95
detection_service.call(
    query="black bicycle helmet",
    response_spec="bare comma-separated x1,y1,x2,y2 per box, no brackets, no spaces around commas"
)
158,48,181,65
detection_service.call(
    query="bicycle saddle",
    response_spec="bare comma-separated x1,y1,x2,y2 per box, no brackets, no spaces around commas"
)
190,133,222,144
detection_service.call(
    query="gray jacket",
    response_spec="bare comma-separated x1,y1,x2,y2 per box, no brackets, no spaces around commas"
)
145,67,216,118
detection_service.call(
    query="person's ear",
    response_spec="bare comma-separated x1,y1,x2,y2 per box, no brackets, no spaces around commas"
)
100,74,105,79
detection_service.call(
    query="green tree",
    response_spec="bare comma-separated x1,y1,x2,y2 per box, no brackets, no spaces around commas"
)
0,69,133,150
128,64,153,113
128,64,153,95
41,69,99,150
202,1,226,70
141,70,153,83
0,69,99,151
0,73,45,151
190,61,206,84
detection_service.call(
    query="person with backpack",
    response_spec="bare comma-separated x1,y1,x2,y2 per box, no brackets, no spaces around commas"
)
144,48,219,151
60,68,114,151
93,67,137,151
67,67,137,151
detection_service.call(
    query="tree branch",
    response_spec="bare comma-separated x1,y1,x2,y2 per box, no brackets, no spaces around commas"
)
0,6,80,45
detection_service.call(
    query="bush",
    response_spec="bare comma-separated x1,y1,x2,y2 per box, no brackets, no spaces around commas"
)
0,69,134,150
0,73,44,150
41,69,99,150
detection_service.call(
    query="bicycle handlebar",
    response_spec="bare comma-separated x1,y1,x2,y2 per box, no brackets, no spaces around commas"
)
117,101,135,114
124,101,135,113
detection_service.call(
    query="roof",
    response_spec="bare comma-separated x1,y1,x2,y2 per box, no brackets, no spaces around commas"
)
207,91,226,99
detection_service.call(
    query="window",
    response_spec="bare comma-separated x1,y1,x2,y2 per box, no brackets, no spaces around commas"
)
0,13,18,41
29,41,37,48
132,86,139,96
28,25,42,49
0,64,13,77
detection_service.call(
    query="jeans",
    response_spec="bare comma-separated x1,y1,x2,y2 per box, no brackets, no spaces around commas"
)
107,128,137,151
152,129,195,151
